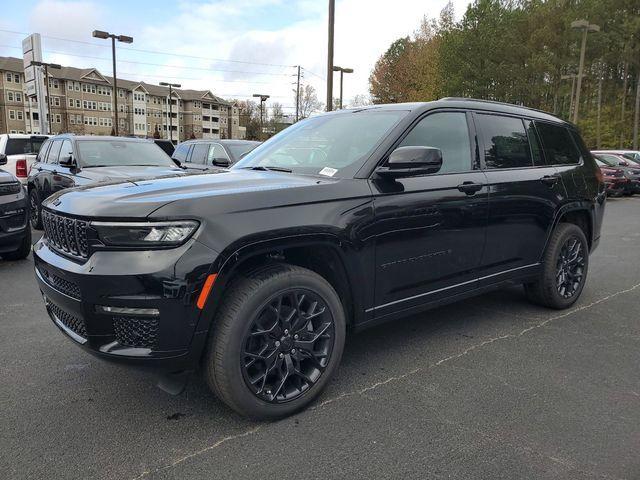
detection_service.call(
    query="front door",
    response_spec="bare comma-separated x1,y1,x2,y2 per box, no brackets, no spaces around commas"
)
369,110,489,319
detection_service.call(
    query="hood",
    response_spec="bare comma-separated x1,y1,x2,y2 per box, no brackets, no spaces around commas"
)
44,169,336,218
75,165,185,182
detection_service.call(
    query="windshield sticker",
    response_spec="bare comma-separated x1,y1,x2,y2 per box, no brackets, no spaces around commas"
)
319,167,338,177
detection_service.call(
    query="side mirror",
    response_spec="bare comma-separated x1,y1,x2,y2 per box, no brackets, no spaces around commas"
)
59,154,76,168
0,153,6,166
212,157,230,167
376,146,443,178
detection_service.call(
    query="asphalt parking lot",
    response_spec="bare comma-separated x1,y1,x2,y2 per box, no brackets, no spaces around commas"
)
1,198,639,480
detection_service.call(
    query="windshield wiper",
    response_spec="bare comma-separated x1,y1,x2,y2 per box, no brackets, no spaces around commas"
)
245,165,293,173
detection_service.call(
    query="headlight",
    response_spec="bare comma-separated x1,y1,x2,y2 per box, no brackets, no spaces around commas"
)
91,220,199,247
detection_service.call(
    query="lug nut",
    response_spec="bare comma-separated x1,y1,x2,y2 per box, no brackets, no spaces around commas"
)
275,341,280,347
291,349,296,354
294,334,299,340
279,353,284,358
284,329,289,335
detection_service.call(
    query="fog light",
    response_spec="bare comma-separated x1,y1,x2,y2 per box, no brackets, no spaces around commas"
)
96,305,159,316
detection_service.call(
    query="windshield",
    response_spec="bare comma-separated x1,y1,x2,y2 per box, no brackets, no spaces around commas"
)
76,140,176,168
5,137,47,155
233,110,406,177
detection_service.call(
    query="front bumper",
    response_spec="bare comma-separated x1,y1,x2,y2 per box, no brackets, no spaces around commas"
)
33,237,218,372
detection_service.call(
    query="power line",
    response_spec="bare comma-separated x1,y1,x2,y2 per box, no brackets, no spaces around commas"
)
0,28,295,68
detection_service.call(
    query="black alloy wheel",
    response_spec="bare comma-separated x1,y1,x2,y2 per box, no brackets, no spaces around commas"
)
555,236,585,299
29,190,42,229
241,289,335,403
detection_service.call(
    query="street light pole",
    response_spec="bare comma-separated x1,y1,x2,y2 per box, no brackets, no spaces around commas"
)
570,20,599,124
160,82,181,143
252,94,270,140
332,66,353,109
30,61,61,135
92,30,133,135
326,0,335,111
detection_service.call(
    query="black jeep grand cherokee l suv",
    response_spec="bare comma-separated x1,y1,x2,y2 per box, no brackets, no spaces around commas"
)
33,99,604,418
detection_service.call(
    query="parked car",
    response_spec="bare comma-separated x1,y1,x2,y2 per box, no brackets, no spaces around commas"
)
27,135,188,229
0,133,49,185
0,156,31,260
595,159,629,196
172,139,261,170
152,138,175,157
592,149,640,164
592,152,640,195
33,99,604,419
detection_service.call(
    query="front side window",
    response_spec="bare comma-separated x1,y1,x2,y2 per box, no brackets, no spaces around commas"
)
477,114,531,169
76,140,174,168
536,122,581,165
233,110,406,178
207,144,229,164
398,112,472,174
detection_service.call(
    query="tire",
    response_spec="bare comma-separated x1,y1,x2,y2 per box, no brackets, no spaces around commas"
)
525,223,589,309
1,227,31,260
205,264,346,419
29,189,43,230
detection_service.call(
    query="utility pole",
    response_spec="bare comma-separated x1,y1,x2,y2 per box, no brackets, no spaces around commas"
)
570,20,599,124
332,66,353,109
633,70,640,150
295,65,301,122
596,63,603,149
326,0,335,111
252,94,270,140
29,61,61,135
92,30,133,135
160,82,181,143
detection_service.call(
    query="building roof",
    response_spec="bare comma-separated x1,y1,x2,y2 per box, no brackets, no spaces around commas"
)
0,56,230,105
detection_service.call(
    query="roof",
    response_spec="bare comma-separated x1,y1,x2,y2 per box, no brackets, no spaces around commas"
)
0,56,230,105
53,134,156,143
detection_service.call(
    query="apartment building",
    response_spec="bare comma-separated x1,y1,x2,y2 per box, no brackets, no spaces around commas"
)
0,56,245,141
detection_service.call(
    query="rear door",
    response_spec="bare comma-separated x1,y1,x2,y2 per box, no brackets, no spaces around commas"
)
38,139,63,200
474,113,566,283
370,110,489,317
186,142,211,170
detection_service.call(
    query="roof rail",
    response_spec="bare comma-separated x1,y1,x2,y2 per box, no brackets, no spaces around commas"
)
439,97,559,119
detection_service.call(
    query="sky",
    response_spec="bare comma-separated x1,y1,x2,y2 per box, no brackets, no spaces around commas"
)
0,0,470,115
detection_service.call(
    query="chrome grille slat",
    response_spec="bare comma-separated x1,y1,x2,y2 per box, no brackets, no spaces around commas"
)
42,210,89,259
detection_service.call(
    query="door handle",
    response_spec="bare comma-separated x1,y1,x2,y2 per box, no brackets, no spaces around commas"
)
540,175,559,186
457,181,483,195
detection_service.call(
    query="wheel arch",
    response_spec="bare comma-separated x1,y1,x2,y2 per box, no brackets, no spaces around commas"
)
544,203,594,257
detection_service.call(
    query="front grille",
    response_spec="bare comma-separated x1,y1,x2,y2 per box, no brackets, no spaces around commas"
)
42,210,89,259
49,302,87,338
113,316,159,349
38,266,81,299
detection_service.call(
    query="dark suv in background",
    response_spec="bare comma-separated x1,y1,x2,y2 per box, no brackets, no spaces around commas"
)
33,99,604,419
28,135,187,229
0,157,30,260
172,139,260,169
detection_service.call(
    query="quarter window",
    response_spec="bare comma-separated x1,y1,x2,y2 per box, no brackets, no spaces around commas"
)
535,122,581,165
477,114,531,169
399,112,472,174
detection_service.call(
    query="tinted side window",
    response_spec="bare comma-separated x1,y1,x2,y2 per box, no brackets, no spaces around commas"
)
524,120,544,166
536,122,581,165
399,112,471,174
58,140,73,162
36,140,51,163
46,140,62,164
477,114,531,169
190,144,210,164
207,144,230,164
173,143,190,162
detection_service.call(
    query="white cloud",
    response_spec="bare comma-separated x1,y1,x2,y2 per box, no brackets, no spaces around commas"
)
21,0,471,113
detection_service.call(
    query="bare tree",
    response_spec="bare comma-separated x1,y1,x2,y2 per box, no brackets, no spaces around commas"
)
349,94,372,107
297,85,323,119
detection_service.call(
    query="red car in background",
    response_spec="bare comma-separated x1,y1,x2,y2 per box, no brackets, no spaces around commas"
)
594,158,630,197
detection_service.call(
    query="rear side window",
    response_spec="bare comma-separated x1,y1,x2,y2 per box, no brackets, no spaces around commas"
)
399,112,472,174
536,122,581,165
190,143,210,164
4,137,47,155
46,140,62,164
173,143,190,162
36,140,51,163
477,114,531,169
524,120,544,166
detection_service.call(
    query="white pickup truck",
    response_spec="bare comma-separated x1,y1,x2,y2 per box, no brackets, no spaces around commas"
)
0,134,49,185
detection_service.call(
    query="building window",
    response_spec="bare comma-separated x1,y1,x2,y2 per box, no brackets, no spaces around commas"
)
75,82,80,91
17,111,23,121
69,98,74,107
67,82,73,91
6,91,14,102
75,99,81,108
5,73,12,82
8,110,15,120
55,114,61,123
14,73,20,83
16,92,22,102
53,97,60,107
70,115,75,125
